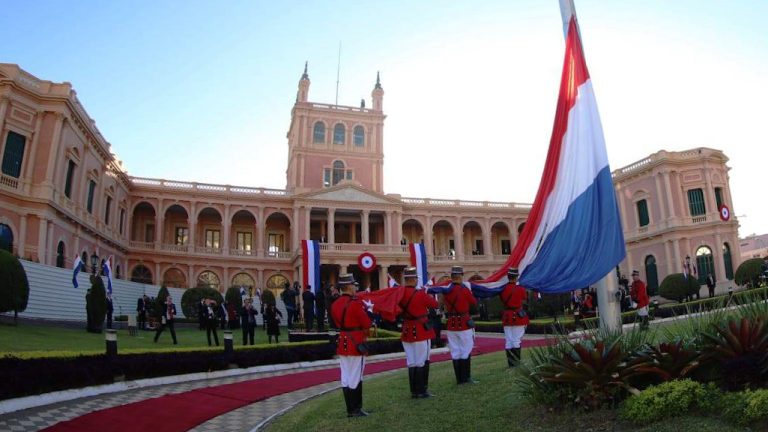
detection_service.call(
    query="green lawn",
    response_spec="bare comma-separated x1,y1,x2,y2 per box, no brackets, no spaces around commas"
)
0,322,281,355
265,351,749,432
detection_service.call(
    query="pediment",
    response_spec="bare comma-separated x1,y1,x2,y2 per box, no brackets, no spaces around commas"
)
299,185,395,204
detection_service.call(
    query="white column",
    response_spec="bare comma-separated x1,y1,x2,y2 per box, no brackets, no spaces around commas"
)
654,172,667,221
292,206,300,251
328,207,336,244
188,265,195,288
155,263,161,285
37,217,48,264
257,207,264,257
257,268,264,288
155,199,164,250
18,215,27,259
704,168,716,216
384,211,392,245
304,207,311,247
455,218,464,260
189,202,197,252
23,111,44,188
379,266,388,289
662,171,676,220
396,212,403,245
714,233,725,280
425,215,433,256
223,204,230,255
44,113,65,186
616,185,629,233
482,218,492,258
362,210,370,244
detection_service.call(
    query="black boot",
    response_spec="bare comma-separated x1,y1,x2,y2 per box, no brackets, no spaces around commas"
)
351,383,369,417
640,316,649,330
452,359,462,385
415,365,433,398
422,361,433,397
342,387,354,417
505,349,515,367
513,348,522,365
465,357,479,384
408,367,418,398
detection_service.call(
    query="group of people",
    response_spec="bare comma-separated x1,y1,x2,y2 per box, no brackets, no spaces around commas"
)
332,265,529,418
281,281,341,332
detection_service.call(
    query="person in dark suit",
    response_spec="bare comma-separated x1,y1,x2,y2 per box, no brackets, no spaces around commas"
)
265,303,283,344
205,300,220,346
106,293,114,329
137,296,147,330
302,285,316,332
219,301,228,330
240,298,259,345
706,273,716,298
154,296,178,344
197,299,206,330
315,284,326,332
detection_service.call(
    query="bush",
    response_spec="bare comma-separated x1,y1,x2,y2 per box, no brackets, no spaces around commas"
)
0,249,29,323
735,258,765,287
154,285,170,318
86,276,107,332
225,286,244,311
528,292,571,320
621,379,712,423
659,273,700,302
262,289,276,306
180,287,224,319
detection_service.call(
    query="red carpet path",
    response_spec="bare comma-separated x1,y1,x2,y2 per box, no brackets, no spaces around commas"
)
43,337,548,432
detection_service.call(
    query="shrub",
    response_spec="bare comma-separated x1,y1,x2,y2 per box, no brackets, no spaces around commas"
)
742,389,768,425
181,287,224,319
0,249,29,324
86,276,108,332
262,289,276,306
225,286,244,311
620,379,712,423
700,317,768,390
630,340,702,383
154,285,170,318
528,291,571,320
735,258,765,287
659,273,700,302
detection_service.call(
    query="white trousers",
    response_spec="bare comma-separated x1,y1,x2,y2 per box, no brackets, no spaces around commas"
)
339,355,365,389
446,329,474,360
503,325,526,349
637,305,649,317
402,340,431,367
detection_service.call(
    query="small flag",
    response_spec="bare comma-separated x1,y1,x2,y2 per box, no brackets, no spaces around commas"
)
301,240,320,294
101,256,113,294
72,255,84,288
408,243,429,288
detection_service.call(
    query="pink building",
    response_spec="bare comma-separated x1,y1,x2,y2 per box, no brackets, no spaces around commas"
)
0,63,742,297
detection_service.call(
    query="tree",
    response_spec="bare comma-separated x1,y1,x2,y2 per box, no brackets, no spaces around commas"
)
86,275,107,333
226,286,244,311
154,285,170,318
0,249,29,325
659,273,700,302
180,286,223,319
262,289,276,306
735,258,765,288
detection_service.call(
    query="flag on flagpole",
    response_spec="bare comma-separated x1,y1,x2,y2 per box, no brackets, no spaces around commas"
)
469,12,625,295
102,256,113,294
387,274,399,288
72,255,84,288
301,240,320,294
408,243,429,288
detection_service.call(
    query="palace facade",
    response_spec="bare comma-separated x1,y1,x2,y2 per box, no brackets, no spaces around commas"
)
0,63,741,296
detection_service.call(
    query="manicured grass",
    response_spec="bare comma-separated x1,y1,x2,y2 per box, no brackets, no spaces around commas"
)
0,322,280,355
265,352,747,432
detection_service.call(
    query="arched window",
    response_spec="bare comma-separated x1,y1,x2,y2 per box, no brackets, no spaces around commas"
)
696,246,715,285
131,265,153,284
636,199,649,227
313,122,326,144
644,255,659,295
163,268,187,288
723,243,734,280
0,223,14,253
197,270,221,290
232,272,255,290
266,273,289,297
56,241,65,268
332,160,345,186
353,126,365,147
333,123,345,145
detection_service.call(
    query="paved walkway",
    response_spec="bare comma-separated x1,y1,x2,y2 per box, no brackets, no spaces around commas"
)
0,334,547,432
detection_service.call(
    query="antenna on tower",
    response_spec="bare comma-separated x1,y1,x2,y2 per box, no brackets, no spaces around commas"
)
335,41,342,106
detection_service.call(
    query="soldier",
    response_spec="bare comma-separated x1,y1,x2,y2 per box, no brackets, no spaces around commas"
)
443,265,478,384
330,273,372,417
500,268,529,367
630,270,650,330
399,266,439,398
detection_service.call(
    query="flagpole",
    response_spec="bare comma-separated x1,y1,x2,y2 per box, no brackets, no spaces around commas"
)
559,0,622,332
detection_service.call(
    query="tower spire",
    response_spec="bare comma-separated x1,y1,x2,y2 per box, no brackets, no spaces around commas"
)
375,71,382,89
301,61,309,80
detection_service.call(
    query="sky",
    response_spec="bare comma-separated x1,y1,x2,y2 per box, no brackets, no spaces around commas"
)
1,1,766,237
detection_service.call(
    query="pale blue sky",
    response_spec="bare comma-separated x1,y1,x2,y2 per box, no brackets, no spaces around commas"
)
1,1,766,236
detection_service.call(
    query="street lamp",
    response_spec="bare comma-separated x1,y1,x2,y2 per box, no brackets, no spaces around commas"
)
90,252,99,275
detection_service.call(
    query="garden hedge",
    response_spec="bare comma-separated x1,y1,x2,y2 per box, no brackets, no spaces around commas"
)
0,249,29,323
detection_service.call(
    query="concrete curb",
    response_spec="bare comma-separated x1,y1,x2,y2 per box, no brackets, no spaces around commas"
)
0,347,449,416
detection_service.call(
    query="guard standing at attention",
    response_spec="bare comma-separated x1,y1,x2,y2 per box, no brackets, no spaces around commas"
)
443,265,478,384
500,267,529,367
399,266,439,398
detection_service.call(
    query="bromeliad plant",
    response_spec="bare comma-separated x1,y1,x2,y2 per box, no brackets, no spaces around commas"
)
701,317,768,390
629,340,702,383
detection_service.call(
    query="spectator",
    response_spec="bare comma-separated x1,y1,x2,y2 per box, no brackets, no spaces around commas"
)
281,283,297,329
265,303,283,344
205,300,219,346
219,301,228,330
241,298,258,345
303,285,316,332
106,293,114,329
197,298,206,330
706,273,716,298
137,295,147,330
316,284,326,332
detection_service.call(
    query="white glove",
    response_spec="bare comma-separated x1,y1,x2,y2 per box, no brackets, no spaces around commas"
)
362,299,374,313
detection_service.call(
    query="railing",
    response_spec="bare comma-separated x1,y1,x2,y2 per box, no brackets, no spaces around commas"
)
692,215,707,224
130,176,289,197
266,251,292,259
230,248,254,256
310,103,371,113
318,243,409,253
400,197,531,209
433,255,456,262
0,174,19,189
612,148,725,179
129,241,155,250
465,254,488,261
195,246,222,255
162,244,189,253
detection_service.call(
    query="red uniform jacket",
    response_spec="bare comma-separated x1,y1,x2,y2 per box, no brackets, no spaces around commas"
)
331,294,372,356
500,282,530,327
630,280,650,308
443,283,477,331
399,286,439,342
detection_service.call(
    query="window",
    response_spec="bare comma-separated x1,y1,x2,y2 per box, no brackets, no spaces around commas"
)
175,227,189,245
64,160,76,198
205,229,220,248
268,233,284,255
500,239,511,255
0,223,14,253
353,126,365,146
644,255,659,295
715,187,723,209
86,180,96,213
1,131,26,179
636,199,649,227
345,171,353,180
313,122,325,144
333,123,345,145
332,160,345,185
687,188,706,216
56,241,65,268
119,209,125,234
237,232,252,251
723,243,734,280
197,271,221,290
696,246,714,285
130,265,153,284
145,224,155,242
323,169,331,187
104,196,112,224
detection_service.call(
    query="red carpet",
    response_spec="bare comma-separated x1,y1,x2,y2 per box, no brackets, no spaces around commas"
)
43,337,548,432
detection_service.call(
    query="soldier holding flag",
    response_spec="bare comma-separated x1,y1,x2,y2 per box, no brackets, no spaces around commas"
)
443,265,478,384
399,266,438,398
500,268,528,367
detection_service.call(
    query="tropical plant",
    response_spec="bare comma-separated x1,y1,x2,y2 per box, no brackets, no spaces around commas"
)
628,340,702,383
659,273,701,302
0,249,29,325
735,258,766,288
700,317,768,390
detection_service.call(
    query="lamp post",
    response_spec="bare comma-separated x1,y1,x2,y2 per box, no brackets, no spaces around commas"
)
90,252,99,275
105,329,118,358
223,330,233,363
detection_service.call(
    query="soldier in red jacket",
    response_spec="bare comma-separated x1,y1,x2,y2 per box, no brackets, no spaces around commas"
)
331,273,372,417
500,268,529,367
399,266,439,398
443,265,478,384
630,270,650,330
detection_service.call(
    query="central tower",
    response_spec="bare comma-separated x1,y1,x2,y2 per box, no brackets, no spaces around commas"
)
285,64,386,194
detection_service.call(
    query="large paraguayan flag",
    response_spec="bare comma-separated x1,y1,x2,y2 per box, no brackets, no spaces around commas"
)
102,256,113,294
72,255,84,288
408,243,429,288
472,14,625,295
301,240,320,294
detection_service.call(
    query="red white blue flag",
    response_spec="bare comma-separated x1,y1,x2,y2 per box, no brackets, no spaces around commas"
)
408,242,429,288
301,240,320,294
102,255,113,294
72,255,84,288
471,15,625,295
